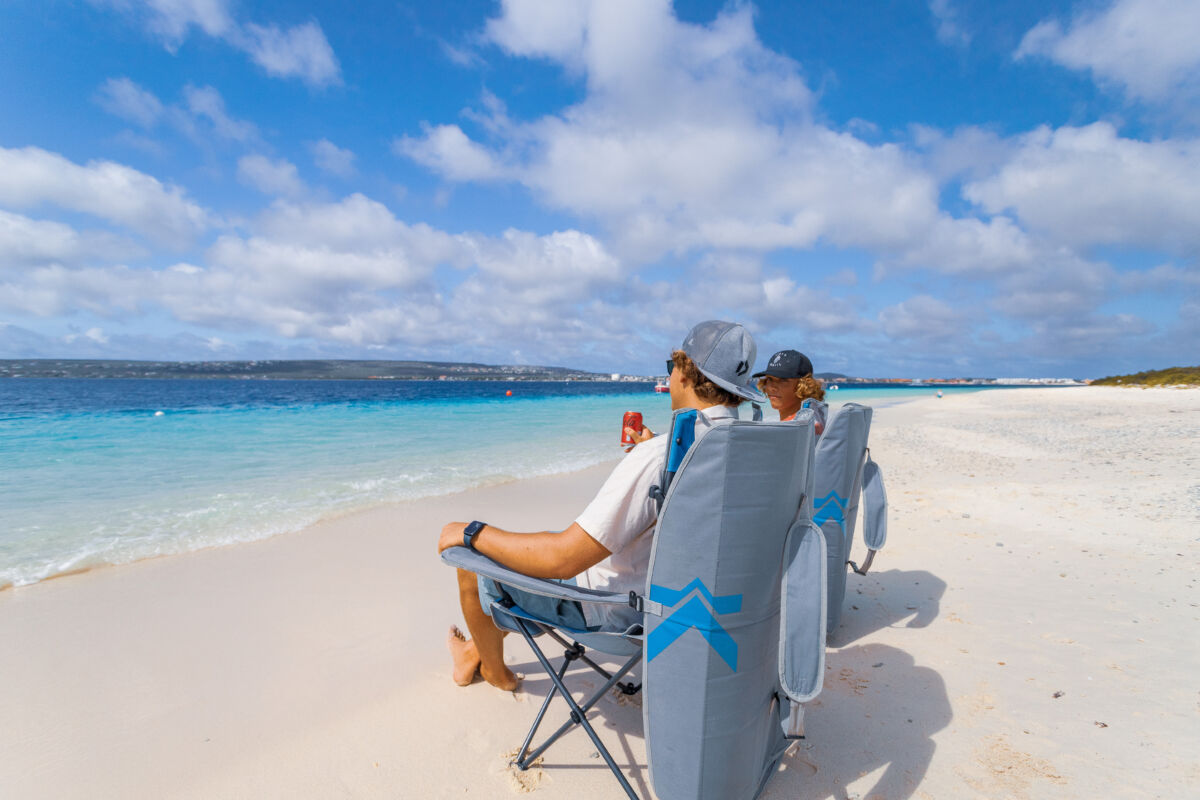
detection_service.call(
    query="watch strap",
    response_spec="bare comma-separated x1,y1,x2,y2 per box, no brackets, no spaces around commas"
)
463,520,487,550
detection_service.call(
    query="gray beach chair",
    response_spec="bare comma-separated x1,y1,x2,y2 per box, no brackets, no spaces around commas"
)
812,402,888,631
441,408,827,800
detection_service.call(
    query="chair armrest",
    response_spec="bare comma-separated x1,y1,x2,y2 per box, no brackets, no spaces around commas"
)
861,455,887,551
779,521,827,703
440,547,633,607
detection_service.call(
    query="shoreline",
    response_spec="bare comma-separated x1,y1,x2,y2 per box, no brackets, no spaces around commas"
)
2,383,1188,594
2,387,1197,798
0,458,625,594
0,385,998,592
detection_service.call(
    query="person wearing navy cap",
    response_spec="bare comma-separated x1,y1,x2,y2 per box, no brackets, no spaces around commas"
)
752,349,827,434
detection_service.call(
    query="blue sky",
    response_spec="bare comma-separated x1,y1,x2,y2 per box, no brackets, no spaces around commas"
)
1,0,1197,378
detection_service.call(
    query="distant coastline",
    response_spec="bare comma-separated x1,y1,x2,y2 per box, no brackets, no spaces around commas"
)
0,358,626,382
0,358,1093,385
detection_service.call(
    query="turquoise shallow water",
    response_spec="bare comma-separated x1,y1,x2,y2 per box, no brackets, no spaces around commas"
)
0,379,978,588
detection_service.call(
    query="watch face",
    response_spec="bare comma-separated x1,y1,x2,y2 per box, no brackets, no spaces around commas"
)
464,520,485,548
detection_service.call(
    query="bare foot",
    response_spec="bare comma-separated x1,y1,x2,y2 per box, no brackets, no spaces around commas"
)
481,662,521,692
447,626,480,686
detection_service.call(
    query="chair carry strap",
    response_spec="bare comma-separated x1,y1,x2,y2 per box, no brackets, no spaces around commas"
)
649,408,698,512
849,450,888,575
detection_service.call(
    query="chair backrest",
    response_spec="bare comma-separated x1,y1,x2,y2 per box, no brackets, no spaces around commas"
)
812,402,873,630
800,398,828,435
642,412,819,800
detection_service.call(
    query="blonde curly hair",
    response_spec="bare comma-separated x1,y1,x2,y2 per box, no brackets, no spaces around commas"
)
757,374,825,402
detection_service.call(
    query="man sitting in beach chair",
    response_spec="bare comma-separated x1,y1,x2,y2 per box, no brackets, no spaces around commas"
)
437,320,766,691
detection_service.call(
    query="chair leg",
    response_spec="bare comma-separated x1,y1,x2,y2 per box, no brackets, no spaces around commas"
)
520,647,642,765
512,619,643,800
545,628,641,695
514,648,573,766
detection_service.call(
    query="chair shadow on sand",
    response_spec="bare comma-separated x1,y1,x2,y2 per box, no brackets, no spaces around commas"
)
829,568,947,648
771,568,952,798
503,568,951,799
764,642,952,800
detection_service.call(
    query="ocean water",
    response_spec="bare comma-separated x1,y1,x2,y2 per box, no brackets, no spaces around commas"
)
0,379,980,588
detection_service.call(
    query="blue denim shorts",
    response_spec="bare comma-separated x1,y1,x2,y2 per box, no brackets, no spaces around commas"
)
477,575,594,631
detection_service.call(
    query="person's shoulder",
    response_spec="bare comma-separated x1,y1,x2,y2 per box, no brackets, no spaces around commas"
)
698,403,740,426
637,431,671,454
623,432,669,466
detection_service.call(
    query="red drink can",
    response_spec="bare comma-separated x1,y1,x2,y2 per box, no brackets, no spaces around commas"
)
621,411,643,445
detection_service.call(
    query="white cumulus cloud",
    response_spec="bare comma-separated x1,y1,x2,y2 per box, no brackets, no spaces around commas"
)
1016,0,1200,102
309,139,356,177
0,210,143,268
880,295,968,342
237,155,305,198
395,124,508,181
88,0,234,49
183,85,258,142
964,122,1200,253
928,0,971,48
238,21,341,88
392,0,1195,355
94,76,165,128
93,0,341,88
402,0,1012,277
0,146,210,247
94,79,259,150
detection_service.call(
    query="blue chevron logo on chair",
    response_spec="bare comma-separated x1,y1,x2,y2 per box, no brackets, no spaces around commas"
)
646,578,742,671
813,491,847,532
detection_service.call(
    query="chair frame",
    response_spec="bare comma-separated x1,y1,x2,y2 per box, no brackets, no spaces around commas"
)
490,600,645,799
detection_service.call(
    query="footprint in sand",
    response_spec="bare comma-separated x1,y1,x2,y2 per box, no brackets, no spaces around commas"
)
497,748,548,793
837,667,870,696
780,752,818,777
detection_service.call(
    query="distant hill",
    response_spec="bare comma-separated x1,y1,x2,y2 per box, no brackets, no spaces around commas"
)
1092,366,1200,387
815,372,848,380
0,359,632,382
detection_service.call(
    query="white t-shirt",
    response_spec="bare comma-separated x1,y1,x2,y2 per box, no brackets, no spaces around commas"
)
574,404,739,630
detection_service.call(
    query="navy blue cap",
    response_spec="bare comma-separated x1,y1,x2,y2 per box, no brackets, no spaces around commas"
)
751,350,814,379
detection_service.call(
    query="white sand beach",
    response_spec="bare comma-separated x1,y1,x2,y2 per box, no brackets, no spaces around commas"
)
1,386,1197,799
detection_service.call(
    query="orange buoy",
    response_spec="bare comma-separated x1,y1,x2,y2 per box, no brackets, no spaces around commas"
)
505,390,513,396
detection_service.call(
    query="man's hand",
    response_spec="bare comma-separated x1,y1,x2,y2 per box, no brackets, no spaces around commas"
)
438,521,469,553
623,425,655,453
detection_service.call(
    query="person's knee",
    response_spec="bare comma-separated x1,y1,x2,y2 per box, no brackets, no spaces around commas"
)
455,567,477,592
456,568,485,611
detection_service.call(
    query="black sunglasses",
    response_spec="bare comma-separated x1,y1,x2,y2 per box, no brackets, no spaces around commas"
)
666,359,675,376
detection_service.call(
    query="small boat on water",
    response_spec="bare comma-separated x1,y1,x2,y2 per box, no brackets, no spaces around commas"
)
827,383,839,391
654,379,669,393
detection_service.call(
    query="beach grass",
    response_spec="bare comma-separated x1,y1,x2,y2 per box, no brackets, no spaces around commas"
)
1091,364,1200,386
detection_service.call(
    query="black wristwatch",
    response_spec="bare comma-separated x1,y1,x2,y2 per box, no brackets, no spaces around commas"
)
463,520,487,550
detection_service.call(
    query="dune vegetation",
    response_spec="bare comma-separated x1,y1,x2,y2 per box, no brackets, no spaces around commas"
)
1092,366,1200,387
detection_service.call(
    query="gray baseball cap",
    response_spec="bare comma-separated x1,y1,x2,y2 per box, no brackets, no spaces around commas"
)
680,320,768,404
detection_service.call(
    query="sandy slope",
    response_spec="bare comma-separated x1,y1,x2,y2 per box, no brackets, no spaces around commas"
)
1,387,1196,799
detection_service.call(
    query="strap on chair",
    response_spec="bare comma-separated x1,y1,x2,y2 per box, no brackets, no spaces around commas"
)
649,409,698,512
848,450,887,575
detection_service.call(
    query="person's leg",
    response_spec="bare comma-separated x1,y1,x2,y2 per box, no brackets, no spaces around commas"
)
446,567,518,691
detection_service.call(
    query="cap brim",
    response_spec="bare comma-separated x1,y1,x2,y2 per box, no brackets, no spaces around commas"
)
700,367,768,404
751,367,808,379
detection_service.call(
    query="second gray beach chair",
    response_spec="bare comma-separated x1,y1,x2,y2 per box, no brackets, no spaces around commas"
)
442,407,827,800
811,402,889,631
